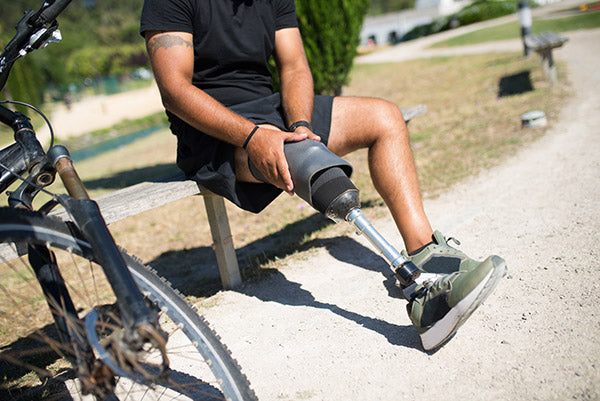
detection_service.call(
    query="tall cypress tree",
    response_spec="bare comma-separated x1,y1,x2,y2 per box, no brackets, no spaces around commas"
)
296,0,370,95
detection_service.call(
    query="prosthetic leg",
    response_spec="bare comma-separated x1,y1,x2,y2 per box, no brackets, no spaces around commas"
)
249,140,421,287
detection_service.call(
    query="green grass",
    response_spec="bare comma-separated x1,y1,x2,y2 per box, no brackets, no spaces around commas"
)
432,10,600,47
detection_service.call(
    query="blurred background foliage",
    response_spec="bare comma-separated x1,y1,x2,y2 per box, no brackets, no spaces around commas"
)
1,0,516,105
402,0,519,41
1,0,147,106
368,0,416,14
1,0,385,103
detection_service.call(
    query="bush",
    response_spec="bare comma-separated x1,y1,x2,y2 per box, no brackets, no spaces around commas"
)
296,0,370,95
402,0,518,41
454,0,517,25
4,57,45,114
66,43,147,79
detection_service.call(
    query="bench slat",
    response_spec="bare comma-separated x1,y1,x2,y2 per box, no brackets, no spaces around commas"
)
400,104,427,123
50,172,200,225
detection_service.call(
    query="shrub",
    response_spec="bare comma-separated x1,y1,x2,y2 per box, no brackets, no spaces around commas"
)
454,0,517,25
296,0,370,95
402,0,518,41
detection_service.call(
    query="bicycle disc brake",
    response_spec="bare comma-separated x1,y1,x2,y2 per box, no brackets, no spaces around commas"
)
84,308,170,388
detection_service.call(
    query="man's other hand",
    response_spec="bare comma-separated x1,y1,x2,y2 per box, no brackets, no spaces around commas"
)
245,126,309,195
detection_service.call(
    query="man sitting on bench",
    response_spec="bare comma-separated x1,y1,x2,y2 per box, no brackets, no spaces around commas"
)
140,0,506,351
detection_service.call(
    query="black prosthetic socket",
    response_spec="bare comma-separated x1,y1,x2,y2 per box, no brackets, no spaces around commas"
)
310,167,358,215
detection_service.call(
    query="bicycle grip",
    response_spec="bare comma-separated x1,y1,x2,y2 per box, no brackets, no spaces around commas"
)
34,0,73,27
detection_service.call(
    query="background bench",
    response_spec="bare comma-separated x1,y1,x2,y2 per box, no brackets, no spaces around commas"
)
0,105,426,290
525,31,568,85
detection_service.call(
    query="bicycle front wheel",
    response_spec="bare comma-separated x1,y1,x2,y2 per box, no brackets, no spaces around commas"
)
0,207,256,401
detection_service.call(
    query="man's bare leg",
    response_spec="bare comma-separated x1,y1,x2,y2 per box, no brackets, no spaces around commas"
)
327,96,433,253
233,107,506,351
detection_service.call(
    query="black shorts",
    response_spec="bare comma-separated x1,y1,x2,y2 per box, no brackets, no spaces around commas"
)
171,93,335,213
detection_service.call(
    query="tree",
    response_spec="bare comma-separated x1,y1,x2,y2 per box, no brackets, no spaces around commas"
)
5,57,45,115
295,0,370,95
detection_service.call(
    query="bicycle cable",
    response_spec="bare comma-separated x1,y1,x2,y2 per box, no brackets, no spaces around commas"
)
0,99,55,149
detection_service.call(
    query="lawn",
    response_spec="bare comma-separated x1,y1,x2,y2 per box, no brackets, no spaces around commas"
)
432,9,600,47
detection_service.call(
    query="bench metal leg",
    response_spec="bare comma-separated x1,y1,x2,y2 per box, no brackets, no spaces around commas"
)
203,193,241,289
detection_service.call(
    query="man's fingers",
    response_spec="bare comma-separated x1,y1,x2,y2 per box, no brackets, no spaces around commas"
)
277,155,294,195
307,132,321,142
284,132,308,143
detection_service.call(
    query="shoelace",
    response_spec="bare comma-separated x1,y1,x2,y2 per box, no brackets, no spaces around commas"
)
414,272,458,299
446,236,461,246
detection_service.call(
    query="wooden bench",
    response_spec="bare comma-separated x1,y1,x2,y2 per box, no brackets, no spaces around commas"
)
525,31,568,85
1,105,426,290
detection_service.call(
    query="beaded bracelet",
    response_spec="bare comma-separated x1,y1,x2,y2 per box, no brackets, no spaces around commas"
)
288,120,312,132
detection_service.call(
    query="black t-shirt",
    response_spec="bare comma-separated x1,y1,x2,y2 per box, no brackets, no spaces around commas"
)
140,0,298,107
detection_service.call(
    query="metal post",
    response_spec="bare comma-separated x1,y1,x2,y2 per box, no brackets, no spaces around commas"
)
518,0,532,56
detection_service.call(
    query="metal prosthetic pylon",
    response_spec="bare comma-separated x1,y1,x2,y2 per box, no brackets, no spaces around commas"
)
346,208,421,287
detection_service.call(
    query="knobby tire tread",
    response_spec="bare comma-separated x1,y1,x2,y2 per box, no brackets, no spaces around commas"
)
0,207,257,401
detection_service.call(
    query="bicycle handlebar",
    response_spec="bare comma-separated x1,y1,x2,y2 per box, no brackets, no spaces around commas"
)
32,0,73,29
0,0,72,91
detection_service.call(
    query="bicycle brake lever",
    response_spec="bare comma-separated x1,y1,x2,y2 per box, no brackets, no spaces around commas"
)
27,22,61,53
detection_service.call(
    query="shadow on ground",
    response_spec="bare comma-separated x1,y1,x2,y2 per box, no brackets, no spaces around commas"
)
83,163,421,349
148,199,384,298
235,237,422,349
498,70,534,97
148,207,422,350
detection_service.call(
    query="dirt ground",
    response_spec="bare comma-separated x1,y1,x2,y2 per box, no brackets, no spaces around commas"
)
192,22,600,401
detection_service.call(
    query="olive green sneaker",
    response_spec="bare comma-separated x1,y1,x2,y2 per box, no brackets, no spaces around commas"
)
399,230,496,299
403,230,483,274
407,255,506,351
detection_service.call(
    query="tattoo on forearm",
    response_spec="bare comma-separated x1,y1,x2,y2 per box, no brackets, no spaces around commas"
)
147,34,192,57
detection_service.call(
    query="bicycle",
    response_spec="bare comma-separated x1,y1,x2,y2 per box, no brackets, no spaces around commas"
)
0,1,257,400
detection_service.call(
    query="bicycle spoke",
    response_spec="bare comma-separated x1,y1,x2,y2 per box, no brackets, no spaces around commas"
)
0,209,256,400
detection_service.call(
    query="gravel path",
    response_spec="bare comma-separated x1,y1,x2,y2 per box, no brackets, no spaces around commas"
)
197,20,600,401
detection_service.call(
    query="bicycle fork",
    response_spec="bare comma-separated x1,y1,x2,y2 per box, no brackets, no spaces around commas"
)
46,146,166,346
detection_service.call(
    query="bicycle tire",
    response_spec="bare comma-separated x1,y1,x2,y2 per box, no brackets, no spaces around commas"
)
0,207,257,401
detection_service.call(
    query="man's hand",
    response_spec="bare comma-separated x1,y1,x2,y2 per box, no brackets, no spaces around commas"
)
291,125,321,143
245,126,310,195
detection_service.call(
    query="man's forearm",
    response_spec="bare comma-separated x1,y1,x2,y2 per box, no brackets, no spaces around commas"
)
161,83,256,148
279,65,315,130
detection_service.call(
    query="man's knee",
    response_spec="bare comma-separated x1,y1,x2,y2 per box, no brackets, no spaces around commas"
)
330,97,408,152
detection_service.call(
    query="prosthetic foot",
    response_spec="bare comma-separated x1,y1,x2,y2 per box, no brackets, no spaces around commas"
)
249,140,421,286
